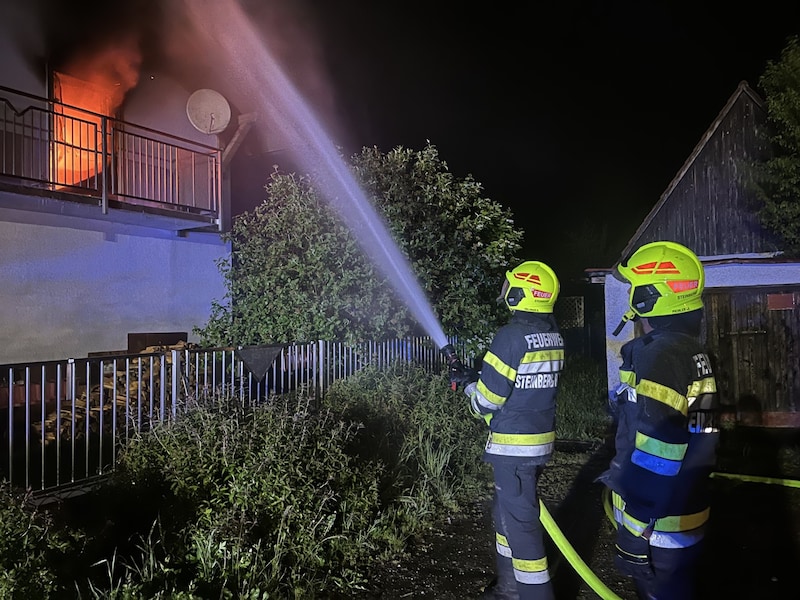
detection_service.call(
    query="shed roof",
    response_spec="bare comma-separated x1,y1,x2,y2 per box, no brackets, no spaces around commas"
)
615,80,770,269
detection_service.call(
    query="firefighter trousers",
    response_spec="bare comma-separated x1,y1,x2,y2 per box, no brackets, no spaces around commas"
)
633,540,706,600
491,462,554,600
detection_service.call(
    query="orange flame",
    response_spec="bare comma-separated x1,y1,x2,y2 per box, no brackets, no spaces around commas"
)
53,36,141,187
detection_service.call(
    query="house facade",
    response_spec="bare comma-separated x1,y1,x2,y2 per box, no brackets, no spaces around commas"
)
600,81,800,427
0,2,269,363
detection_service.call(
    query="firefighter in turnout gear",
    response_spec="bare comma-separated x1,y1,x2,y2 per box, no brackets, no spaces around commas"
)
451,261,564,600
600,241,720,600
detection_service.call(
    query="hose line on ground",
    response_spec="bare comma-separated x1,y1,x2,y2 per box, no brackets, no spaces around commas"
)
710,471,800,489
541,471,800,600
539,499,623,600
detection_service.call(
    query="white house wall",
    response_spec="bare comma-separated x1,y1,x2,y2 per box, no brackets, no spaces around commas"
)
0,207,228,363
124,74,221,146
603,261,800,393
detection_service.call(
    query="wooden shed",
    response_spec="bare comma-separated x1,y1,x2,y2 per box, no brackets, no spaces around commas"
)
599,81,800,427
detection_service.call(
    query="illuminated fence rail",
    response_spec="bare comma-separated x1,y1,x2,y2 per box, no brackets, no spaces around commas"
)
0,337,461,497
0,85,220,222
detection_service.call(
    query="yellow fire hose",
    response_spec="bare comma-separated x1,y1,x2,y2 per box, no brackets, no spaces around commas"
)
709,471,800,488
539,471,800,600
539,498,623,599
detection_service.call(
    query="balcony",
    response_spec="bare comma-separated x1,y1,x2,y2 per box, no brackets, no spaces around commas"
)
0,85,222,232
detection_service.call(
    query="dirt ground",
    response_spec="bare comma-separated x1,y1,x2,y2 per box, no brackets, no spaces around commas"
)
354,429,800,600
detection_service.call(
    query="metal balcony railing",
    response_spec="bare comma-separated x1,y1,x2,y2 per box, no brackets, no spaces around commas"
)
0,85,221,229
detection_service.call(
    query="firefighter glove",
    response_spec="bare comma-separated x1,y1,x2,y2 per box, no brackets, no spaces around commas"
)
608,383,636,418
613,525,654,582
450,364,479,390
466,383,492,425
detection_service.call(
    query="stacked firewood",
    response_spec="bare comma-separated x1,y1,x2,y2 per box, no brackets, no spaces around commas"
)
33,341,197,444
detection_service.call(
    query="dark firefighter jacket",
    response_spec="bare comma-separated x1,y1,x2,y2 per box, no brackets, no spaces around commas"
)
468,311,565,465
603,327,720,548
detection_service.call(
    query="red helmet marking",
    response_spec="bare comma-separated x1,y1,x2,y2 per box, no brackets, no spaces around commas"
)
630,261,680,275
667,280,699,292
513,272,541,285
532,289,553,299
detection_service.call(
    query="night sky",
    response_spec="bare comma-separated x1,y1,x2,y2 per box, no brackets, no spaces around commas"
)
298,1,800,277
41,0,800,280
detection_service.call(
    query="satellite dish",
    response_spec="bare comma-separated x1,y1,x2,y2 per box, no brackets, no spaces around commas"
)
186,88,231,134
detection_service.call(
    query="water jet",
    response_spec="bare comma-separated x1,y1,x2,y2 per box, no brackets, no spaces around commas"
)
185,0,449,350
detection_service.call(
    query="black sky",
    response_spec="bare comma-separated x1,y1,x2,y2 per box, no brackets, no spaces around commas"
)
42,0,800,279
300,1,800,276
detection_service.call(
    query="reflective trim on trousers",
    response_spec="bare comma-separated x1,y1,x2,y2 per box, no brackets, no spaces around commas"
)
495,532,551,584
612,491,709,531
614,507,706,548
496,541,513,557
514,569,550,584
496,532,513,558
486,431,555,457
648,528,707,548
512,556,551,585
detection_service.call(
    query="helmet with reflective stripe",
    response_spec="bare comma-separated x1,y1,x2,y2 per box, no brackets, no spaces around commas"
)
500,261,560,313
613,241,704,335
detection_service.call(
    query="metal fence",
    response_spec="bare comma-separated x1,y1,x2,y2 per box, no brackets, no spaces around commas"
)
1,337,460,497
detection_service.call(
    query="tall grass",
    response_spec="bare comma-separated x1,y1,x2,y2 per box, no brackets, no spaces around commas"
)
555,354,611,442
0,355,610,598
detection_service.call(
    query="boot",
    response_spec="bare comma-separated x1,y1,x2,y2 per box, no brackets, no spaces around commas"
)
480,577,520,600
480,556,519,600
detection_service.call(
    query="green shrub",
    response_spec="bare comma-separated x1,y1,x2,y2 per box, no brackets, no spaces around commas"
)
556,354,611,441
88,392,393,598
323,360,493,515
0,483,80,598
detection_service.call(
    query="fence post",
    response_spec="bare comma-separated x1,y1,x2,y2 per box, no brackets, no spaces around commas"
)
159,353,167,423
317,340,325,404
171,349,180,419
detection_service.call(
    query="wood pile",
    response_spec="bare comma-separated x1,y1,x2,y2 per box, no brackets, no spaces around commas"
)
33,341,197,444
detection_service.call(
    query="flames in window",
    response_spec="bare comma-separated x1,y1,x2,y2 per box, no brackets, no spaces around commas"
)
52,38,141,187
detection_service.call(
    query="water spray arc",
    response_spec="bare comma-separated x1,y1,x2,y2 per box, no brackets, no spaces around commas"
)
179,7,648,597
186,0,448,350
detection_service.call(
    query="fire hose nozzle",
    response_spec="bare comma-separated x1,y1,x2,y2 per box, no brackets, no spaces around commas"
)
441,344,460,366
441,344,464,390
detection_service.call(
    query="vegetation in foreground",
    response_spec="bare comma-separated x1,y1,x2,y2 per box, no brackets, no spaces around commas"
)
0,356,608,599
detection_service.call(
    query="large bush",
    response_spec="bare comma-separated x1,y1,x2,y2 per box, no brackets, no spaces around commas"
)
197,143,523,356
